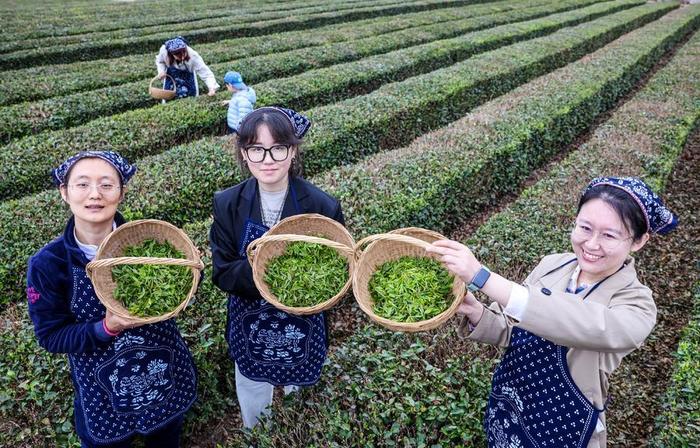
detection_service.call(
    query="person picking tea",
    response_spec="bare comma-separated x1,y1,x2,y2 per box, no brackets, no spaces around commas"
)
155,36,219,99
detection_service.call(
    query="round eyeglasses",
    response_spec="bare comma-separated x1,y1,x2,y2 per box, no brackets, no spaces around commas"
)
67,182,121,196
570,221,632,250
243,144,290,163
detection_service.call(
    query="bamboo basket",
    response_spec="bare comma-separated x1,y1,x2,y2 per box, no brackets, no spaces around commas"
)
86,219,204,325
246,213,355,315
352,230,465,332
148,75,176,100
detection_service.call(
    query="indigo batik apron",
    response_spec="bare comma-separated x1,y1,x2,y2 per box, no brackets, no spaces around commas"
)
226,183,328,386
164,66,197,98
68,267,197,445
484,260,616,448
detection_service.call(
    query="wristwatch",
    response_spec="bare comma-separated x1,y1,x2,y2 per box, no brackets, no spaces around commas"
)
468,266,491,292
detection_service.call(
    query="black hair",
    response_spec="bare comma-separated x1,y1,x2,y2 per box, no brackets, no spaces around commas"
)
234,108,303,177
167,48,190,66
577,185,647,241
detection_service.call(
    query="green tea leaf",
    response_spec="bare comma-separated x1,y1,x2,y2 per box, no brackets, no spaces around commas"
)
112,239,192,317
265,241,349,308
369,256,453,323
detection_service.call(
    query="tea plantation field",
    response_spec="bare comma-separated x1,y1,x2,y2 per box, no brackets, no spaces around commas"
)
1,0,698,446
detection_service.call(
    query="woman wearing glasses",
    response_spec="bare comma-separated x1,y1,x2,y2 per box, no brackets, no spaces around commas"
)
426,177,677,448
155,36,219,99
26,151,197,447
209,106,344,428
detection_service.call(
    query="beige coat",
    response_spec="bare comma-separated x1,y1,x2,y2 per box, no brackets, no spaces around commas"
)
458,253,656,448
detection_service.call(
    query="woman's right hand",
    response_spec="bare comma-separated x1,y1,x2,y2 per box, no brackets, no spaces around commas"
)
456,291,484,327
105,309,142,333
157,72,167,80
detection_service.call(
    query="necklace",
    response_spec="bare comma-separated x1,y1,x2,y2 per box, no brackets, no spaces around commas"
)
259,184,289,228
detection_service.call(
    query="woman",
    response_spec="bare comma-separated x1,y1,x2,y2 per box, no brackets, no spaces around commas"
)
209,107,344,428
26,151,197,447
155,36,219,99
426,177,677,448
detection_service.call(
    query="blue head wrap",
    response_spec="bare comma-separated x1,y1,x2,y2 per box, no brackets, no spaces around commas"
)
52,151,137,186
251,106,311,139
584,176,678,235
164,36,187,53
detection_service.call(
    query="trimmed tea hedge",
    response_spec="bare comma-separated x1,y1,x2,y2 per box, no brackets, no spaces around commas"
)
0,0,497,69
1,0,453,45
0,96,226,200
0,0,577,106
0,0,276,39
0,0,638,142
300,2,676,176
310,5,699,238
0,0,406,53
0,3,680,307
257,0,645,110
0,0,652,200
650,285,700,448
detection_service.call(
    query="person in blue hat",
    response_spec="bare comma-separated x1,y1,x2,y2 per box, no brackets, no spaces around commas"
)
221,71,256,133
155,36,219,99
26,151,197,447
427,176,678,448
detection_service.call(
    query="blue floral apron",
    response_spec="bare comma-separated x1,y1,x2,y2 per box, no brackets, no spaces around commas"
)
164,66,197,99
226,182,328,386
484,259,616,448
68,267,197,445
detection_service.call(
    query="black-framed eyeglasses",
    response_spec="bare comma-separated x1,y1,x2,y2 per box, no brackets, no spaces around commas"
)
243,144,290,163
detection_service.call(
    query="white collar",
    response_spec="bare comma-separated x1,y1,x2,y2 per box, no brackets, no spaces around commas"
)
74,221,117,260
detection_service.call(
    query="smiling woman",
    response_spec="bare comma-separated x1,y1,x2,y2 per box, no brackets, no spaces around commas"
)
425,176,678,448
209,106,345,429
26,151,198,448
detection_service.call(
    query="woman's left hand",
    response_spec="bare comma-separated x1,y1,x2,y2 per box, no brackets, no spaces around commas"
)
207,88,218,96
426,239,482,284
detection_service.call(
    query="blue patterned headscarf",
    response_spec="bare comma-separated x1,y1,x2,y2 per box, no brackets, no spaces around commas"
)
254,106,311,138
164,36,187,53
52,151,137,186
584,177,677,235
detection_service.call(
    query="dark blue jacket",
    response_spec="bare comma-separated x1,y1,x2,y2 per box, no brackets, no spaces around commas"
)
26,214,197,444
27,214,127,352
210,176,344,299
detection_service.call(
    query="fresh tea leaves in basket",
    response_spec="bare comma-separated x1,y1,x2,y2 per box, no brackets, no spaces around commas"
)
112,239,192,318
369,256,453,323
264,241,349,308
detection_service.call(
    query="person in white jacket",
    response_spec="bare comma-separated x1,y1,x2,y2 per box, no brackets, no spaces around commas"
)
155,36,219,99
221,71,256,133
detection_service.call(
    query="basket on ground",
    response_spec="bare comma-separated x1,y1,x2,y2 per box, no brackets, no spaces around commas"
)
246,213,355,315
148,75,177,100
352,228,465,332
86,219,204,325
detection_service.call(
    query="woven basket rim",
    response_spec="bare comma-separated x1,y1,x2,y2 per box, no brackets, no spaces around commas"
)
248,213,355,315
86,219,203,325
148,75,176,100
352,231,465,332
